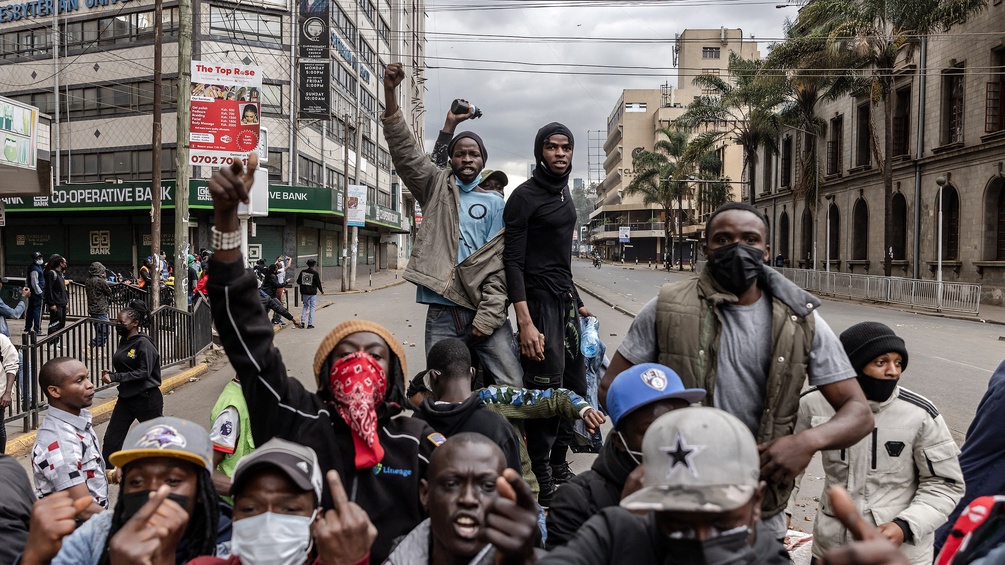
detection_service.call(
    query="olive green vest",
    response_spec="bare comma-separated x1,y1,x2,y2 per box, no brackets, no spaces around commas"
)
655,267,818,517
210,381,255,503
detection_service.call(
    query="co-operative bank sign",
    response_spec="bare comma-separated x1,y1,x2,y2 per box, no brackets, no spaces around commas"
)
1,0,131,24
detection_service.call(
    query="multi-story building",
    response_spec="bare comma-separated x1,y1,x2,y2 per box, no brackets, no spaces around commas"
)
753,2,1005,303
590,28,758,263
0,0,424,280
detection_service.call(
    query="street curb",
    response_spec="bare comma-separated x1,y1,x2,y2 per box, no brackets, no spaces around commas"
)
334,278,407,295
4,362,210,457
575,282,638,319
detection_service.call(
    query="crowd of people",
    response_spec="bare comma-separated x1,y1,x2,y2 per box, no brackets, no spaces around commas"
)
1,60,1003,565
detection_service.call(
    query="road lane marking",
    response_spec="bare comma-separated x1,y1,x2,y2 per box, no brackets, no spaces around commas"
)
930,356,993,373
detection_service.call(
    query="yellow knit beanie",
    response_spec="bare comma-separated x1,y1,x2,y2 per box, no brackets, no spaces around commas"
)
312,320,407,388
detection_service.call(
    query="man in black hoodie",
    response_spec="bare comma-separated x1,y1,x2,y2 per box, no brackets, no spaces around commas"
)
413,338,522,471
205,154,441,564
546,363,704,548
503,123,593,505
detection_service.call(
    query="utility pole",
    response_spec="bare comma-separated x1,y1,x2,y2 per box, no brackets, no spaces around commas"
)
150,0,163,309
52,4,59,184
174,0,192,310
349,114,363,290
341,114,351,292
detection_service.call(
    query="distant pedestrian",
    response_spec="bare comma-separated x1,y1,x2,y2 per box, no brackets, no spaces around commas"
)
25,251,45,334
260,263,300,328
84,262,112,348
42,255,68,341
99,300,162,469
273,254,292,323
0,280,29,412
296,258,323,328
0,333,18,450
137,256,153,289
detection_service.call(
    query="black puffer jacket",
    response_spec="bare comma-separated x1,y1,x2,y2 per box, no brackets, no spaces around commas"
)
546,434,636,548
207,258,438,564
539,507,790,564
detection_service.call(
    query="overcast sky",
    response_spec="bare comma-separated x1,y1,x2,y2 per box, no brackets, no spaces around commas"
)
418,1,794,193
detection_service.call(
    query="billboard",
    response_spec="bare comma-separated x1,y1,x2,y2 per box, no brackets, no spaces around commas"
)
346,184,367,227
0,95,38,170
298,62,331,119
619,226,630,243
189,62,263,167
298,0,329,59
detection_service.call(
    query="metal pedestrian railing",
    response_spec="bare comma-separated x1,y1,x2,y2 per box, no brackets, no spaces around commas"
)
3,296,214,434
695,261,981,315
66,281,176,319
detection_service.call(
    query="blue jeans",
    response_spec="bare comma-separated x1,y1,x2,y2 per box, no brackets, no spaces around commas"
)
301,294,317,326
91,314,110,347
424,304,523,387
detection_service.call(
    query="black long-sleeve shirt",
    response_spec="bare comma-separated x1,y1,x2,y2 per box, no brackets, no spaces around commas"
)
503,180,578,302
110,333,161,398
296,267,324,296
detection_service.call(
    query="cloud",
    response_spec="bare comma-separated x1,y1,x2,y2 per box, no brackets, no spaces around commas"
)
417,3,791,190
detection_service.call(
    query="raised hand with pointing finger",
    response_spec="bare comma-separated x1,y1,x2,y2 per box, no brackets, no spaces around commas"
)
108,484,190,565
820,486,910,565
313,470,377,565
208,154,258,264
482,468,539,565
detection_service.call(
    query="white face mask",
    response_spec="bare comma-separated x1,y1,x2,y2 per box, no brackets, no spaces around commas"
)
231,510,317,565
617,430,644,466
35,259,43,265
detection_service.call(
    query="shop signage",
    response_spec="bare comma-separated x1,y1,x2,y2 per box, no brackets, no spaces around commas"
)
298,62,331,119
0,95,38,170
298,0,328,59
189,61,263,166
346,184,367,227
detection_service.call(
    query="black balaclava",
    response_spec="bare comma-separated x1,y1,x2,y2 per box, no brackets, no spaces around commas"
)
839,321,909,402
533,122,574,193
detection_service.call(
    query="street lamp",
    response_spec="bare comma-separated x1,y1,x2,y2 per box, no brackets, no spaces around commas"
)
936,176,946,311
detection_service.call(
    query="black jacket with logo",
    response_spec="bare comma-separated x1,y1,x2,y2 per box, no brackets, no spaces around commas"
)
546,434,636,548
110,333,161,398
207,258,437,564
296,267,323,296
413,394,522,471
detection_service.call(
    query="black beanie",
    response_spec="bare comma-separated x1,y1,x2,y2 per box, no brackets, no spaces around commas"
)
447,131,487,165
839,322,909,375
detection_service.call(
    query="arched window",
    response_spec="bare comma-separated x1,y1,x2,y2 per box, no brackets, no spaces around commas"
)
801,208,813,264
891,193,908,260
982,179,1005,260
828,203,840,260
778,212,790,260
937,186,960,261
852,199,868,260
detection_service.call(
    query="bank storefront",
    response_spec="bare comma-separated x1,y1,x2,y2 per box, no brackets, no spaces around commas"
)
0,180,406,280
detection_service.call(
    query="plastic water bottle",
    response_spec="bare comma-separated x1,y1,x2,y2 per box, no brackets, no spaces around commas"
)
581,316,601,358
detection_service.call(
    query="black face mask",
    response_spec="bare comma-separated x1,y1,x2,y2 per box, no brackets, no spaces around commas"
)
857,375,899,402
115,323,131,338
706,242,764,295
120,490,191,523
663,528,756,565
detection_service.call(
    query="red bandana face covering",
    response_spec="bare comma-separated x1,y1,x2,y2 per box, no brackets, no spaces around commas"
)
329,351,388,469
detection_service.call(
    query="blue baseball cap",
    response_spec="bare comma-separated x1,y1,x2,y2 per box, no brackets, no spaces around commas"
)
607,363,706,429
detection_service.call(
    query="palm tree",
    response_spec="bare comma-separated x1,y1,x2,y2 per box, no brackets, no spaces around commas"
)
623,127,691,270
795,0,986,276
674,54,786,204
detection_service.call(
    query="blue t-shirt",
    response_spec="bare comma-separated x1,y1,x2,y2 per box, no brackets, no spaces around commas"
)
417,187,505,306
